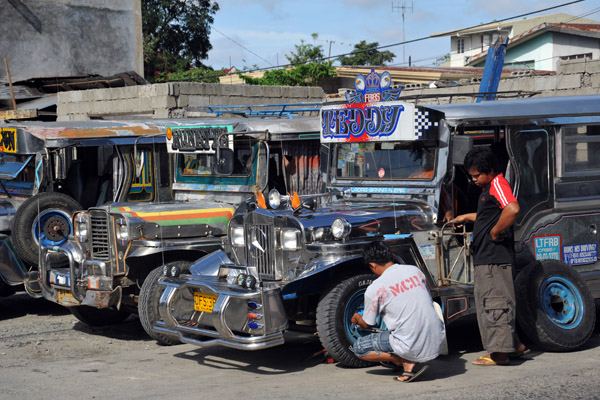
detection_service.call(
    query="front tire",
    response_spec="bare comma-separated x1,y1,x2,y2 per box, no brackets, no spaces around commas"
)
316,274,378,367
515,260,596,351
70,305,130,326
139,261,191,345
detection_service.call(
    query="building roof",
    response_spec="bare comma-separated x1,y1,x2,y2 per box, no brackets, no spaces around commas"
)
464,22,600,66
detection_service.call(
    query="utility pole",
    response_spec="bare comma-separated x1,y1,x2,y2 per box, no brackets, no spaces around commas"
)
392,1,413,65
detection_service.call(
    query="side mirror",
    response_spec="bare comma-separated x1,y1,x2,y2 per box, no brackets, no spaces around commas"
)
451,135,473,166
215,148,234,175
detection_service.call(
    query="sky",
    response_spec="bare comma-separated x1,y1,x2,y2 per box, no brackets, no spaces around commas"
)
204,0,597,71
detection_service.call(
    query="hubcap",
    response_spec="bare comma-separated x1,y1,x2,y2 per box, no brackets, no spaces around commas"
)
540,276,583,329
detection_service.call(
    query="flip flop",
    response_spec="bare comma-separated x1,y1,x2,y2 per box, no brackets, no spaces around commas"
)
393,365,429,382
380,361,402,371
472,356,509,366
509,348,531,358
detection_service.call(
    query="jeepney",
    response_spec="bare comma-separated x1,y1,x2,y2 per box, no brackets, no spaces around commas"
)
0,121,167,297
151,76,599,366
38,116,321,343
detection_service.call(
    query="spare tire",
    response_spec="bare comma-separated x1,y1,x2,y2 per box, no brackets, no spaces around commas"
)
515,260,596,351
12,192,82,267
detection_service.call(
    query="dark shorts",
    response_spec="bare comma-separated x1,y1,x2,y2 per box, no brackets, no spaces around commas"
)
351,331,394,357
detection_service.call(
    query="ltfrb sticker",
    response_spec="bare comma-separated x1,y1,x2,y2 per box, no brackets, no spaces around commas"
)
533,235,561,260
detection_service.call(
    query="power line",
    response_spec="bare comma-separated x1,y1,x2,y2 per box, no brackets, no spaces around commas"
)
192,0,589,81
212,26,273,67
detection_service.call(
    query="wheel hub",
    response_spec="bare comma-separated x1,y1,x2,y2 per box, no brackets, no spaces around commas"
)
540,276,583,328
43,216,68,242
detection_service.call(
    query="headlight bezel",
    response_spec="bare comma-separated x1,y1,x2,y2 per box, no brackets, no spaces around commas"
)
74,212,89,242
115,217,129,241
280,227,301,250
231,225,245,247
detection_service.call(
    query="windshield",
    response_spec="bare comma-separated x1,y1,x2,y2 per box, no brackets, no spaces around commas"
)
177,141,254,177
335,141,436,180
0,154,34,181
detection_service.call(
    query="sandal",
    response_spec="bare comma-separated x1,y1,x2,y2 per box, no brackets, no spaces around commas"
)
393,365,428,382
472,355,509,366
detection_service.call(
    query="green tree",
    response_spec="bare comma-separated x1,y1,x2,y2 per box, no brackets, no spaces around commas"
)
239,63,336,86
285,33,325,65
338,41,395,66
435,53,450,66
142,0,219,81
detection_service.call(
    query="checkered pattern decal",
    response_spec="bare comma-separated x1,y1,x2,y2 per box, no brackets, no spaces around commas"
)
414,110,438,139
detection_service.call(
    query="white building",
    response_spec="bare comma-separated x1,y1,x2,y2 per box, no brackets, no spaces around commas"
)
432,13,600,71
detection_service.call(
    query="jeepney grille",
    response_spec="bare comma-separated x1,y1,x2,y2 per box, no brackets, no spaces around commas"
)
244,224,275,279
89,211,110,260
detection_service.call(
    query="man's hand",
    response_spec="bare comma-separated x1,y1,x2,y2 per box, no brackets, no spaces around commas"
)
490,228,506,242
351,313,370,329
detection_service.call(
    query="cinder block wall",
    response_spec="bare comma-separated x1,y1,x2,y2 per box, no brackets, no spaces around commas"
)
57,82,326,121
399,59,600,105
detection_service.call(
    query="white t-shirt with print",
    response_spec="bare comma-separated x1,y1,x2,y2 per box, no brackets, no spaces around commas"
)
362,264,446,362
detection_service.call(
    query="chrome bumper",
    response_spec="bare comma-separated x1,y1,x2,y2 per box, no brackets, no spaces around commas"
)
154,258,288,351
40,242,120,308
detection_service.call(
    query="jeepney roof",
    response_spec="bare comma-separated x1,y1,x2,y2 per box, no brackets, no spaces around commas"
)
0,116,321,151
427,95,600,126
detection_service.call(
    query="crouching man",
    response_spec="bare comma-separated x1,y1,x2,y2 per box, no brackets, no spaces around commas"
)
351,242,446,382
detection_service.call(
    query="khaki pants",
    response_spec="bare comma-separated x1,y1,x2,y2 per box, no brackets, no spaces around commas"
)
474,264,519,354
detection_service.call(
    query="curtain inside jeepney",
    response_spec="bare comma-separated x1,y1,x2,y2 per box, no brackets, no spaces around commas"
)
282,141,321,195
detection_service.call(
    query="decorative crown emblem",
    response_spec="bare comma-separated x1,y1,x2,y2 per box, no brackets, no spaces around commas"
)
344,69,402,104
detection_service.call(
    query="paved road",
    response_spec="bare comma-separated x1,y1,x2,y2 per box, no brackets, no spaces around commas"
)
1,293,599,400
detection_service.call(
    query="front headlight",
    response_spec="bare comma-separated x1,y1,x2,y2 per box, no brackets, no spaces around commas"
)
331,218,351,240
268,189,281,209
280,228,300,250
231,225,245,247
74,213,88,242
116,218,129,240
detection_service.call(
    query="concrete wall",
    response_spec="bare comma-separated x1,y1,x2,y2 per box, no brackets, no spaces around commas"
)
57,82,326,121
0,0,143,83
399,59,600,105
57,59,600,121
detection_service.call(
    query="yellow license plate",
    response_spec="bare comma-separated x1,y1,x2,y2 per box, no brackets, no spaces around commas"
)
57,289,75,303
194,292,218,313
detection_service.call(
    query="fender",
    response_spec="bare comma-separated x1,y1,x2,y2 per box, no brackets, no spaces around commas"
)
0,234,28,286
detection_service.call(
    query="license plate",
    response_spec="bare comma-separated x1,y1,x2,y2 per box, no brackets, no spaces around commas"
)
194,292,218,313
57,289,75,303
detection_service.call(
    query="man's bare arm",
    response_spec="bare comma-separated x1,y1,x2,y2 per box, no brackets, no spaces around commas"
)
490,202,520,242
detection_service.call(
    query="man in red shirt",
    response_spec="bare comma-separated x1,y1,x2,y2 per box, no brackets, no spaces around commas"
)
452,146,527,365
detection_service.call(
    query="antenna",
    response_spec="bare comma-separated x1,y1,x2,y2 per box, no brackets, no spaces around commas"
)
392,1,413,65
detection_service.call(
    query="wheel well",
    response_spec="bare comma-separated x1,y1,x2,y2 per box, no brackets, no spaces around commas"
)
282,260,370,322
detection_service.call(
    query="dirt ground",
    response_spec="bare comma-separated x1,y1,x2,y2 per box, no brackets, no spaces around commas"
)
1,292,599,400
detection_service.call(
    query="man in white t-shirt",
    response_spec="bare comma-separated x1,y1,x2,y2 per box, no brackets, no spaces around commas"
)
351,242,446,382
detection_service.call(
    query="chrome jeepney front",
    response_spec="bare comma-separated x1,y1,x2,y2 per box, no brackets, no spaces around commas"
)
153,250,288,350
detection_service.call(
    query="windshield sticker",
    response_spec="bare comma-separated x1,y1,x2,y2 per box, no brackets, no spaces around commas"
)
533,235,561,260
419,244,436,260
563,243,597,265
350,187,407,194
172,182,252,192
378,168,385,178
0,128,17,153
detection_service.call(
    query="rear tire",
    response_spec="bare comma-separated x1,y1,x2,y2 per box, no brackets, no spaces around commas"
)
139,261,192,345
316,274,378,367
515,260,596,351
70,305,130,326
12,192,81,266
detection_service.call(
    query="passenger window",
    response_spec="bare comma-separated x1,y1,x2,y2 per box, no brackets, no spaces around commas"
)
127,148,155,202
514,130,549,224
563,125,600,175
